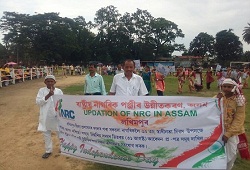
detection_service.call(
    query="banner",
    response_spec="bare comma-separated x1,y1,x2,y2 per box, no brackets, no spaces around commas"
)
156,63,174,76
134,60,141,70
54,95,226,170
216,64,222,72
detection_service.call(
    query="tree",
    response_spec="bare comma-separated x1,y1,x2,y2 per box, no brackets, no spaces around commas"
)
0,7,186,65
0,12,32,64
147,17,185,59
243,23,250,44
132,9,153,43
0,43,8,64
188,32,215,57
94,5,122,62
214,29,243,65
241,51,250,61
0,12,94,65
129,9,154,59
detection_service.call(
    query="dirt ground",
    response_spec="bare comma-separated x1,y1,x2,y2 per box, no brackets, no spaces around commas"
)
0,75,95,170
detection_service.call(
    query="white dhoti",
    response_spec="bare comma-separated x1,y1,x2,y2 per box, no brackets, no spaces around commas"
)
226,136,239,170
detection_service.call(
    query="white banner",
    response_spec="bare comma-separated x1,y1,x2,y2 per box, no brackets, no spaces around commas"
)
134,60,141,70
156,63,174,76
54,95,226,170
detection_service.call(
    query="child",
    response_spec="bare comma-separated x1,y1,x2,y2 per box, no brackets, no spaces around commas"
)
217,78,246,169
36,75,63,159
154,69,165,96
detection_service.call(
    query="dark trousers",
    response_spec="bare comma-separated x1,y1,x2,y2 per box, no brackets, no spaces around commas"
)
85,92,102,95
206,82,211,89
157,90,163,96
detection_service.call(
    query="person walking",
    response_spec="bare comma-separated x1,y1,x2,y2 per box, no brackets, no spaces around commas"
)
62,63,67,78
187,68,196,93
153,69,165,96
175,66,185,94
204,67,214,90
36,75,63,159
141,65,152,95
70,64,74,75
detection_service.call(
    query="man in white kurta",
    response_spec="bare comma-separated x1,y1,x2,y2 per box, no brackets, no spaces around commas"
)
36,75,63,158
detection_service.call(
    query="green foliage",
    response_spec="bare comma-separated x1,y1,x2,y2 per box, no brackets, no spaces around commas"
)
188,32,215,57
243,23,250,44
148,17,185,58
0,7,185,65
0,43,7,63
0,8,248,68
0,12,94,65
241,51,250,62
215,29,243,66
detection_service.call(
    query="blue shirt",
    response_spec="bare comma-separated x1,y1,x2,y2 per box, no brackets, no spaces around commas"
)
84,73,106,95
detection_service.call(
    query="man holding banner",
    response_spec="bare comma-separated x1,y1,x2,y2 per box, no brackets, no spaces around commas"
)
84,62,106,95
36,75,63,159
109,59,148,96
218,78,246,169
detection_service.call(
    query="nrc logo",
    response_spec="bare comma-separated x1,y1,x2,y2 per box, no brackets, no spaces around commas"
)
60,109,75,120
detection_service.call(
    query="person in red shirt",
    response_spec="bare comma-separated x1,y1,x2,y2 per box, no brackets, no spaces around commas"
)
204,67,214,90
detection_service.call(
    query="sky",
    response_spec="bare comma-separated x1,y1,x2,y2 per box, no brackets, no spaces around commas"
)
0,0,249,55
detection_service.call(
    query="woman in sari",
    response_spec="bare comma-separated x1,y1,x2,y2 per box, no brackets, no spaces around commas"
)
141,65,152,95
188,68,195,92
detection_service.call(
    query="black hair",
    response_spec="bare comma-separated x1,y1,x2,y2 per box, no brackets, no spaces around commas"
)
88,62,97,68
123,59,135,67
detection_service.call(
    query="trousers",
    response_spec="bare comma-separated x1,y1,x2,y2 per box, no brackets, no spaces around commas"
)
43,130,59,153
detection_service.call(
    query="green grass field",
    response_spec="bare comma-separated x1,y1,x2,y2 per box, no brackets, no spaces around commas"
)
62,74,250,170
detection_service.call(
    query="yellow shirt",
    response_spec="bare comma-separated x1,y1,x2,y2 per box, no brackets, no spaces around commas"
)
4,67,10,73
222,95,245,138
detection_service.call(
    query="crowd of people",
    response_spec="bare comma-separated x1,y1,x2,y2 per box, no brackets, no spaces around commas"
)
18,59,247,170
83,61,250,96
0,63,86,87
0,64,54,87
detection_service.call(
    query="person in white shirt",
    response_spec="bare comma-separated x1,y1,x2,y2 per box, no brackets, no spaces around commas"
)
107,65,112,75
115,64,124,75
109,59,148,96
70,64,74,75
84,63,106,95
36,75,63,159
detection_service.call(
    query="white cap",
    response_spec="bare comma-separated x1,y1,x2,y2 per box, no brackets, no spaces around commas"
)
45,75,56,81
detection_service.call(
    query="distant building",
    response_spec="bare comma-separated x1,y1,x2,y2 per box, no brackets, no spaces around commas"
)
175,56,203,68
141,60,175,73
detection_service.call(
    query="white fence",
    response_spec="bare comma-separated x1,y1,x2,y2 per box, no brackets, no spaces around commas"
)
0,67,53,88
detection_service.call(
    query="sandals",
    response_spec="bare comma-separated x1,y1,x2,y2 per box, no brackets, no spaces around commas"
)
42,152,51,159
